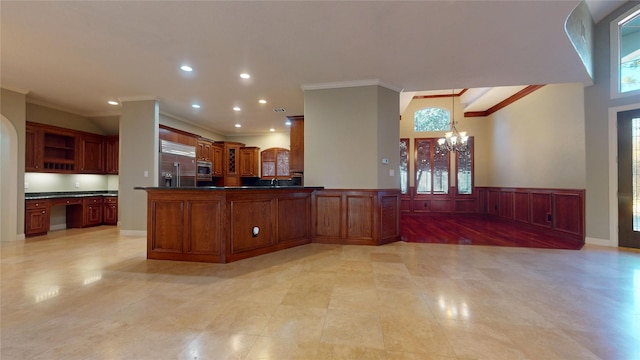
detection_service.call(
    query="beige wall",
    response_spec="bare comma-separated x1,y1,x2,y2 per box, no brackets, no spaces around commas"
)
376,86,401,189
1,88,27,239
305,85,399,189
119,100,159,233
26,103,107,135
486,83,586,188
226,132,290,151
160,113,225,141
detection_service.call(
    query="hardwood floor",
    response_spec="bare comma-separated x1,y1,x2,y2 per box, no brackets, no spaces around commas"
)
401,214,584,250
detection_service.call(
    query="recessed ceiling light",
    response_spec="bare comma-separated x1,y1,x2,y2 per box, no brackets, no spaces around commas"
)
240,73,251,79
259,99,267,104
107,100,119,106
192,104,201,109
235,124,242,128
270,128,275,132
233,106,241,111
180,65,193,72
285,120,292,126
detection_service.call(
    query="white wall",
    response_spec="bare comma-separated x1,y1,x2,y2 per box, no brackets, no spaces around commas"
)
24,173,113,193
226,132,290,151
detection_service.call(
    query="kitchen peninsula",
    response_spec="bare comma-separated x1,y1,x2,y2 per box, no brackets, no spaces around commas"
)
136,186,321,263
137,186,402,263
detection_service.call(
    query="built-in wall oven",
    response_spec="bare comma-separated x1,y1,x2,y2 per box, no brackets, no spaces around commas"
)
196,160,213,181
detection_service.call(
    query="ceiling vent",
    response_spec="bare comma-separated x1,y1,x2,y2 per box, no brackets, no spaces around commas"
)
272,107,286,113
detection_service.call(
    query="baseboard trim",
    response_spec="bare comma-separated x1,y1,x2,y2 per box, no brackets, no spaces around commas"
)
585,236,613,247
120,230,147,237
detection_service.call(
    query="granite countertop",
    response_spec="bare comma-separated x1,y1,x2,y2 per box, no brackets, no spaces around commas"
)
25,191,118,200
134,186,322,191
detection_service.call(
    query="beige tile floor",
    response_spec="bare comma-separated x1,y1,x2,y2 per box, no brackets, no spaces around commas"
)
2,226,640,359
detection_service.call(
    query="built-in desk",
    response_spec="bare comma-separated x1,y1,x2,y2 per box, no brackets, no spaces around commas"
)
25,191,118,237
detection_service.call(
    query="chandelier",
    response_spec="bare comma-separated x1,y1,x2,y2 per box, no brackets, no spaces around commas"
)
437,90,469,153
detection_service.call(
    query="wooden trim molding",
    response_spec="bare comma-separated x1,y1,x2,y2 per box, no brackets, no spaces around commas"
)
464,85,545,117
412,89,467,100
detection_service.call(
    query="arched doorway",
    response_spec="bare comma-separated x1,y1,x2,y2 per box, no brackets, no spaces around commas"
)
1,115,18,241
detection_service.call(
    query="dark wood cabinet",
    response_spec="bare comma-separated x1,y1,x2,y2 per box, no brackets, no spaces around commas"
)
212,144,223,177
25,124,42,172
78,134,104,173
85,197,103,226
105,136,119,174
240,147,260,177
25,200,50,236
288,116,304,174
197,139,213,162
25,122,117,175
261,147,290,179
103,197,118,225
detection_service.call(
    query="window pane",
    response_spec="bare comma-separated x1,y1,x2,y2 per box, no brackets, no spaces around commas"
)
400,139,408,194
433,146,449,194
414,108,450,132
457,143,473,195
620,11,640,93
633,117,640,231
416,139,431,194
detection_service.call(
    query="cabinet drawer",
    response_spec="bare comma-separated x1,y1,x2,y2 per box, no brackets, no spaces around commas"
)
51,198,82,206
104,197,118,204
83,197,104,205
26,200,50,209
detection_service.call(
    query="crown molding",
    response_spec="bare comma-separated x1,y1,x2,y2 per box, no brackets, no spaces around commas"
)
301,79,403,93
118,95,159,103
464,85,545,117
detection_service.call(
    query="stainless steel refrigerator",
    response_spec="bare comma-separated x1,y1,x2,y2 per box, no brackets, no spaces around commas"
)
159,139,196,187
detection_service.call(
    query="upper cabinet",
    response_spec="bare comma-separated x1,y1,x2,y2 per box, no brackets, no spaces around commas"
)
239,147,260,177
212,143,223,177
288,116,304,174
197,139,213,162
78,134,104,173
261,148,290,179
105,136,119,174
25,122,118,174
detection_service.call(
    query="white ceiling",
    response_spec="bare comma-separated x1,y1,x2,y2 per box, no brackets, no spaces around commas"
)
0,1,626,136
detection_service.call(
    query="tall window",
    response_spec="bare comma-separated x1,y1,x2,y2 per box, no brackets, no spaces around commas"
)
633,117,640,231
611,5,640,97
456,137,474,195
415,138,449,194
414,108,450,132
400,139,409,194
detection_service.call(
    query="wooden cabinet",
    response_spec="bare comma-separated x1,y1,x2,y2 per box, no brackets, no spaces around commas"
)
42,127,77,172
25,124,43,171
78,134,104,173
25,122,118,175
105,136,119,174
240,147,260,177
212,144,223,177
197,139,213,162
288,116,304,174
216,142,244,186
25,200,50,236
261,147,290,179
67,197,103,228
103,197,118,225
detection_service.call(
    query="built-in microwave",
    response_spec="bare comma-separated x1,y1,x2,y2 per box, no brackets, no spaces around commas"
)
196,160,212,181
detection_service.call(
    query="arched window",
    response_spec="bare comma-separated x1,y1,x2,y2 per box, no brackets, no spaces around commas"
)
414,108,450,132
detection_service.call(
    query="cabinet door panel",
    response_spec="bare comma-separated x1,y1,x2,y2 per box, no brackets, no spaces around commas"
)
80,136,104,173
186,200,223,255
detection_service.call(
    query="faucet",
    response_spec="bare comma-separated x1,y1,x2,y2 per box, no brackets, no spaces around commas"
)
270,178,279,186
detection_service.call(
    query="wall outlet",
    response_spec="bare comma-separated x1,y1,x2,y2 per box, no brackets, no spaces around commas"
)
389,169,395,176
144,171,149,178
75,182,80,188
24,182,29,189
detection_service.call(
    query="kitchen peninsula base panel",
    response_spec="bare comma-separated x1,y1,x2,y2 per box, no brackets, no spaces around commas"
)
141,187,316,263
312,189,401,246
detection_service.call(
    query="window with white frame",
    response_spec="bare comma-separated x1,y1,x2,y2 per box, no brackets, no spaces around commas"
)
611,5,640,98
